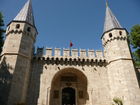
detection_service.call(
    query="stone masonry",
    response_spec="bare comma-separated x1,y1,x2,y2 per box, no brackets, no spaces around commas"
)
0,0,140,105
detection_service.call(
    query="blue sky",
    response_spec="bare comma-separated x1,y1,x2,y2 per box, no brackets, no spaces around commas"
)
0,0,140,50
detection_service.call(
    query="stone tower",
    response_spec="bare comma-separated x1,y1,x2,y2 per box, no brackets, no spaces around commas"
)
101,4,140,105
1,0,37,104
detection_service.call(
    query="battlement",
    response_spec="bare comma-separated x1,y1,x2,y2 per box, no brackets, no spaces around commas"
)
34,48,106,66
36,47,105,59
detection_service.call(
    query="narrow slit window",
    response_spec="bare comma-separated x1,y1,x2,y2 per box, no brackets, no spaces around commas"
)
109,33,112,38
119,31,122,35
27,27,31,32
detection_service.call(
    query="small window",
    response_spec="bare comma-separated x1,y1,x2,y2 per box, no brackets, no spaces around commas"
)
8,26,10,30
27,27,31,32
109,33,112,38
16,24,20,29
119,31,122,35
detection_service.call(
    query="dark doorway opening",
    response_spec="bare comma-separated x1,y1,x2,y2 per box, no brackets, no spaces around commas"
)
62,87,76,105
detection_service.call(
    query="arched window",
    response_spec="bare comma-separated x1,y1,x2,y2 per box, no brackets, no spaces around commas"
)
16,24,20,29
109,33,112,38
119,31,122,35
27,27,31,32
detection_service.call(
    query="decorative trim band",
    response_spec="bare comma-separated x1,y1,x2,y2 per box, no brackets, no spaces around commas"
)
103,36,127,46
1,53,31,60
6,29,35,41
108,58,133,64
33,56,107,66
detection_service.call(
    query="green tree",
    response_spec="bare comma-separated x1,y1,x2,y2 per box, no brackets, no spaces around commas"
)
112,97,123,105
0,12,5,54
129,24,140,67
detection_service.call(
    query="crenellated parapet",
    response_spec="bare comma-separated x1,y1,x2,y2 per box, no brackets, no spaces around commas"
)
34,47,107,66
36,47,105,58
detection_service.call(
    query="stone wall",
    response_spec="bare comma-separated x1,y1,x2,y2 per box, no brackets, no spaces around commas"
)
27,55,111,105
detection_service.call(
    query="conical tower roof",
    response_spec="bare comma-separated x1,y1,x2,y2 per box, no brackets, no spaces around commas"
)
104,4,122,32
14,0,35,26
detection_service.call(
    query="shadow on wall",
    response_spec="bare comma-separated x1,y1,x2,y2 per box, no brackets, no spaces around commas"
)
0,57,12,105
136,68,140,88
26,59,44,105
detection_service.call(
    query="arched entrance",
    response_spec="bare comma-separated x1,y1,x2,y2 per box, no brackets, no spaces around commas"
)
50,68,88,105
62,87,76,105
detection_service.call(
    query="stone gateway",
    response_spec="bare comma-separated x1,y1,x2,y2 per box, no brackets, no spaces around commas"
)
0,0,140,105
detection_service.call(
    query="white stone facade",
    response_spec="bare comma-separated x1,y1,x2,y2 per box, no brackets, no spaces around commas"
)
26,48,110,105
0,0,140,105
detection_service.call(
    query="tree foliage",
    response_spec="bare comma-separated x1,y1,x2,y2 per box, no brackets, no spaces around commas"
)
129,24,140,66
112,97,123,105
0,12,5,54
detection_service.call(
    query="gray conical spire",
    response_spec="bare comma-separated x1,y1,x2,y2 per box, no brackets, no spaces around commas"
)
14,0,35,26
104,4,122,32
